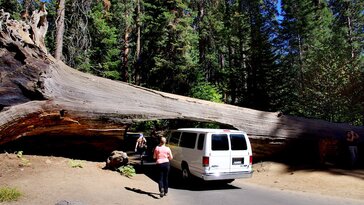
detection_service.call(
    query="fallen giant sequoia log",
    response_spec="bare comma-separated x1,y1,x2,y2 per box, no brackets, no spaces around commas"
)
0,9,363,158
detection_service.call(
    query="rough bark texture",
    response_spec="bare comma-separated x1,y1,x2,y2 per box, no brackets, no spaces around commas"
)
55,0,65,60
0,10,363,161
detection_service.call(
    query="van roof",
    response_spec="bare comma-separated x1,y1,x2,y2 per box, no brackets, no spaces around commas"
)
176,128,246,134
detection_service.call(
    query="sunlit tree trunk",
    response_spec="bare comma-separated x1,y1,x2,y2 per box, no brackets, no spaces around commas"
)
134,0,141,85
54,0,65,60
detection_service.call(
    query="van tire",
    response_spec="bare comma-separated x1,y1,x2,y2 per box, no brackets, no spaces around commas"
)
181,164,190,181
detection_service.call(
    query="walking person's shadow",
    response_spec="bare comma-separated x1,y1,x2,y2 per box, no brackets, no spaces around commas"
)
124,187,160,199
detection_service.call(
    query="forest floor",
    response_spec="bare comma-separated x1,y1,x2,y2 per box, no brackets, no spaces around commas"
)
0,153,363,205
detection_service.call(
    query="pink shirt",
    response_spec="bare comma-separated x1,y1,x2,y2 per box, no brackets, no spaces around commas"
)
154,145,173,164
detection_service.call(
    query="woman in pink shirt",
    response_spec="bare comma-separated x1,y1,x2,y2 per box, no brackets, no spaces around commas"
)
153,137,173,197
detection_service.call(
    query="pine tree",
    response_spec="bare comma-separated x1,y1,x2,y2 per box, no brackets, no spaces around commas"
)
329,0,364,124
89,1,120,79
280,0,333,118
280,0,363,124
243,0,279,111
140,0,198,95
111,0,136,82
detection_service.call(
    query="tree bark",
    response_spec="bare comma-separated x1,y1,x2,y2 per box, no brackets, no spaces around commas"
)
197,1,207,80
134,0,141,85
122,28,130,81
0,10,363,150
54,0,65,60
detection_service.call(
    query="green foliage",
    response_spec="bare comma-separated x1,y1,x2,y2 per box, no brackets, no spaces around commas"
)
0,0,21,19
110,0,136,82
89,2,121,79
190,81,222,103
279,0,364,124
130,120,169,134
117,165,135,178
140,0,198,95
68,160,83,168
0,187,22,202
43,0,58,53
74,53,92,73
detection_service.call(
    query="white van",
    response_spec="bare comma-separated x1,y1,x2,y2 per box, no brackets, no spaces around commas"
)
167,128,253,182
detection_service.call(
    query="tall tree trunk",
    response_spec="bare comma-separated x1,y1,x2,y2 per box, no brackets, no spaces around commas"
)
346,15,355,59
121,3,131,82
134,0,141,85
197,1,207,80
239,26,247,103
55,0,65,60
297,34,304,89
122,28,130,82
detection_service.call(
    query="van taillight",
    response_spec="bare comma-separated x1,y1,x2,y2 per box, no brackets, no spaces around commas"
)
249,155,253,165
202,156,209,167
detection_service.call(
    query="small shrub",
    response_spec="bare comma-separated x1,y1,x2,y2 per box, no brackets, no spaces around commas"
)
15,151,31,167
0,187,22,202
15,151,23,158
118,165,136,178
68,160,83,168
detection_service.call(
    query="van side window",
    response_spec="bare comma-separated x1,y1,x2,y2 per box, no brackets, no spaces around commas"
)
230,134,248,150
197,134,205,150
169,131,181,146
211,134,229,150
180,132,197,149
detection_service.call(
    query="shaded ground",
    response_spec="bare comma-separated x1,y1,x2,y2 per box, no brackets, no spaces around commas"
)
0,152,363,205
245,161,364,199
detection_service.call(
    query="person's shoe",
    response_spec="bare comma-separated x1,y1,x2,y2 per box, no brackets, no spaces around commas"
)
164,192,168,196
160,188,164,197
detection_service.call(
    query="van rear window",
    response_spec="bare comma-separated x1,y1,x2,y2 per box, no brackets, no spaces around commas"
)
211,134,229,150
230,134,248,150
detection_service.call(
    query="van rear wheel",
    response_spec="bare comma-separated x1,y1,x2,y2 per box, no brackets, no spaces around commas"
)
181,166,190,181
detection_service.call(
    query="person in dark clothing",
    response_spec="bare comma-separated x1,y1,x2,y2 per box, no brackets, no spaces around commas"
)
135,134,147,159
346,130,360,168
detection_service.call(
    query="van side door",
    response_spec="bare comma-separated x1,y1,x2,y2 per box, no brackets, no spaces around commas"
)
179,132,200,175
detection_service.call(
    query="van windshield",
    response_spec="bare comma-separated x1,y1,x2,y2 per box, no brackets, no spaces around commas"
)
230,134,248,150
211,134,229,150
